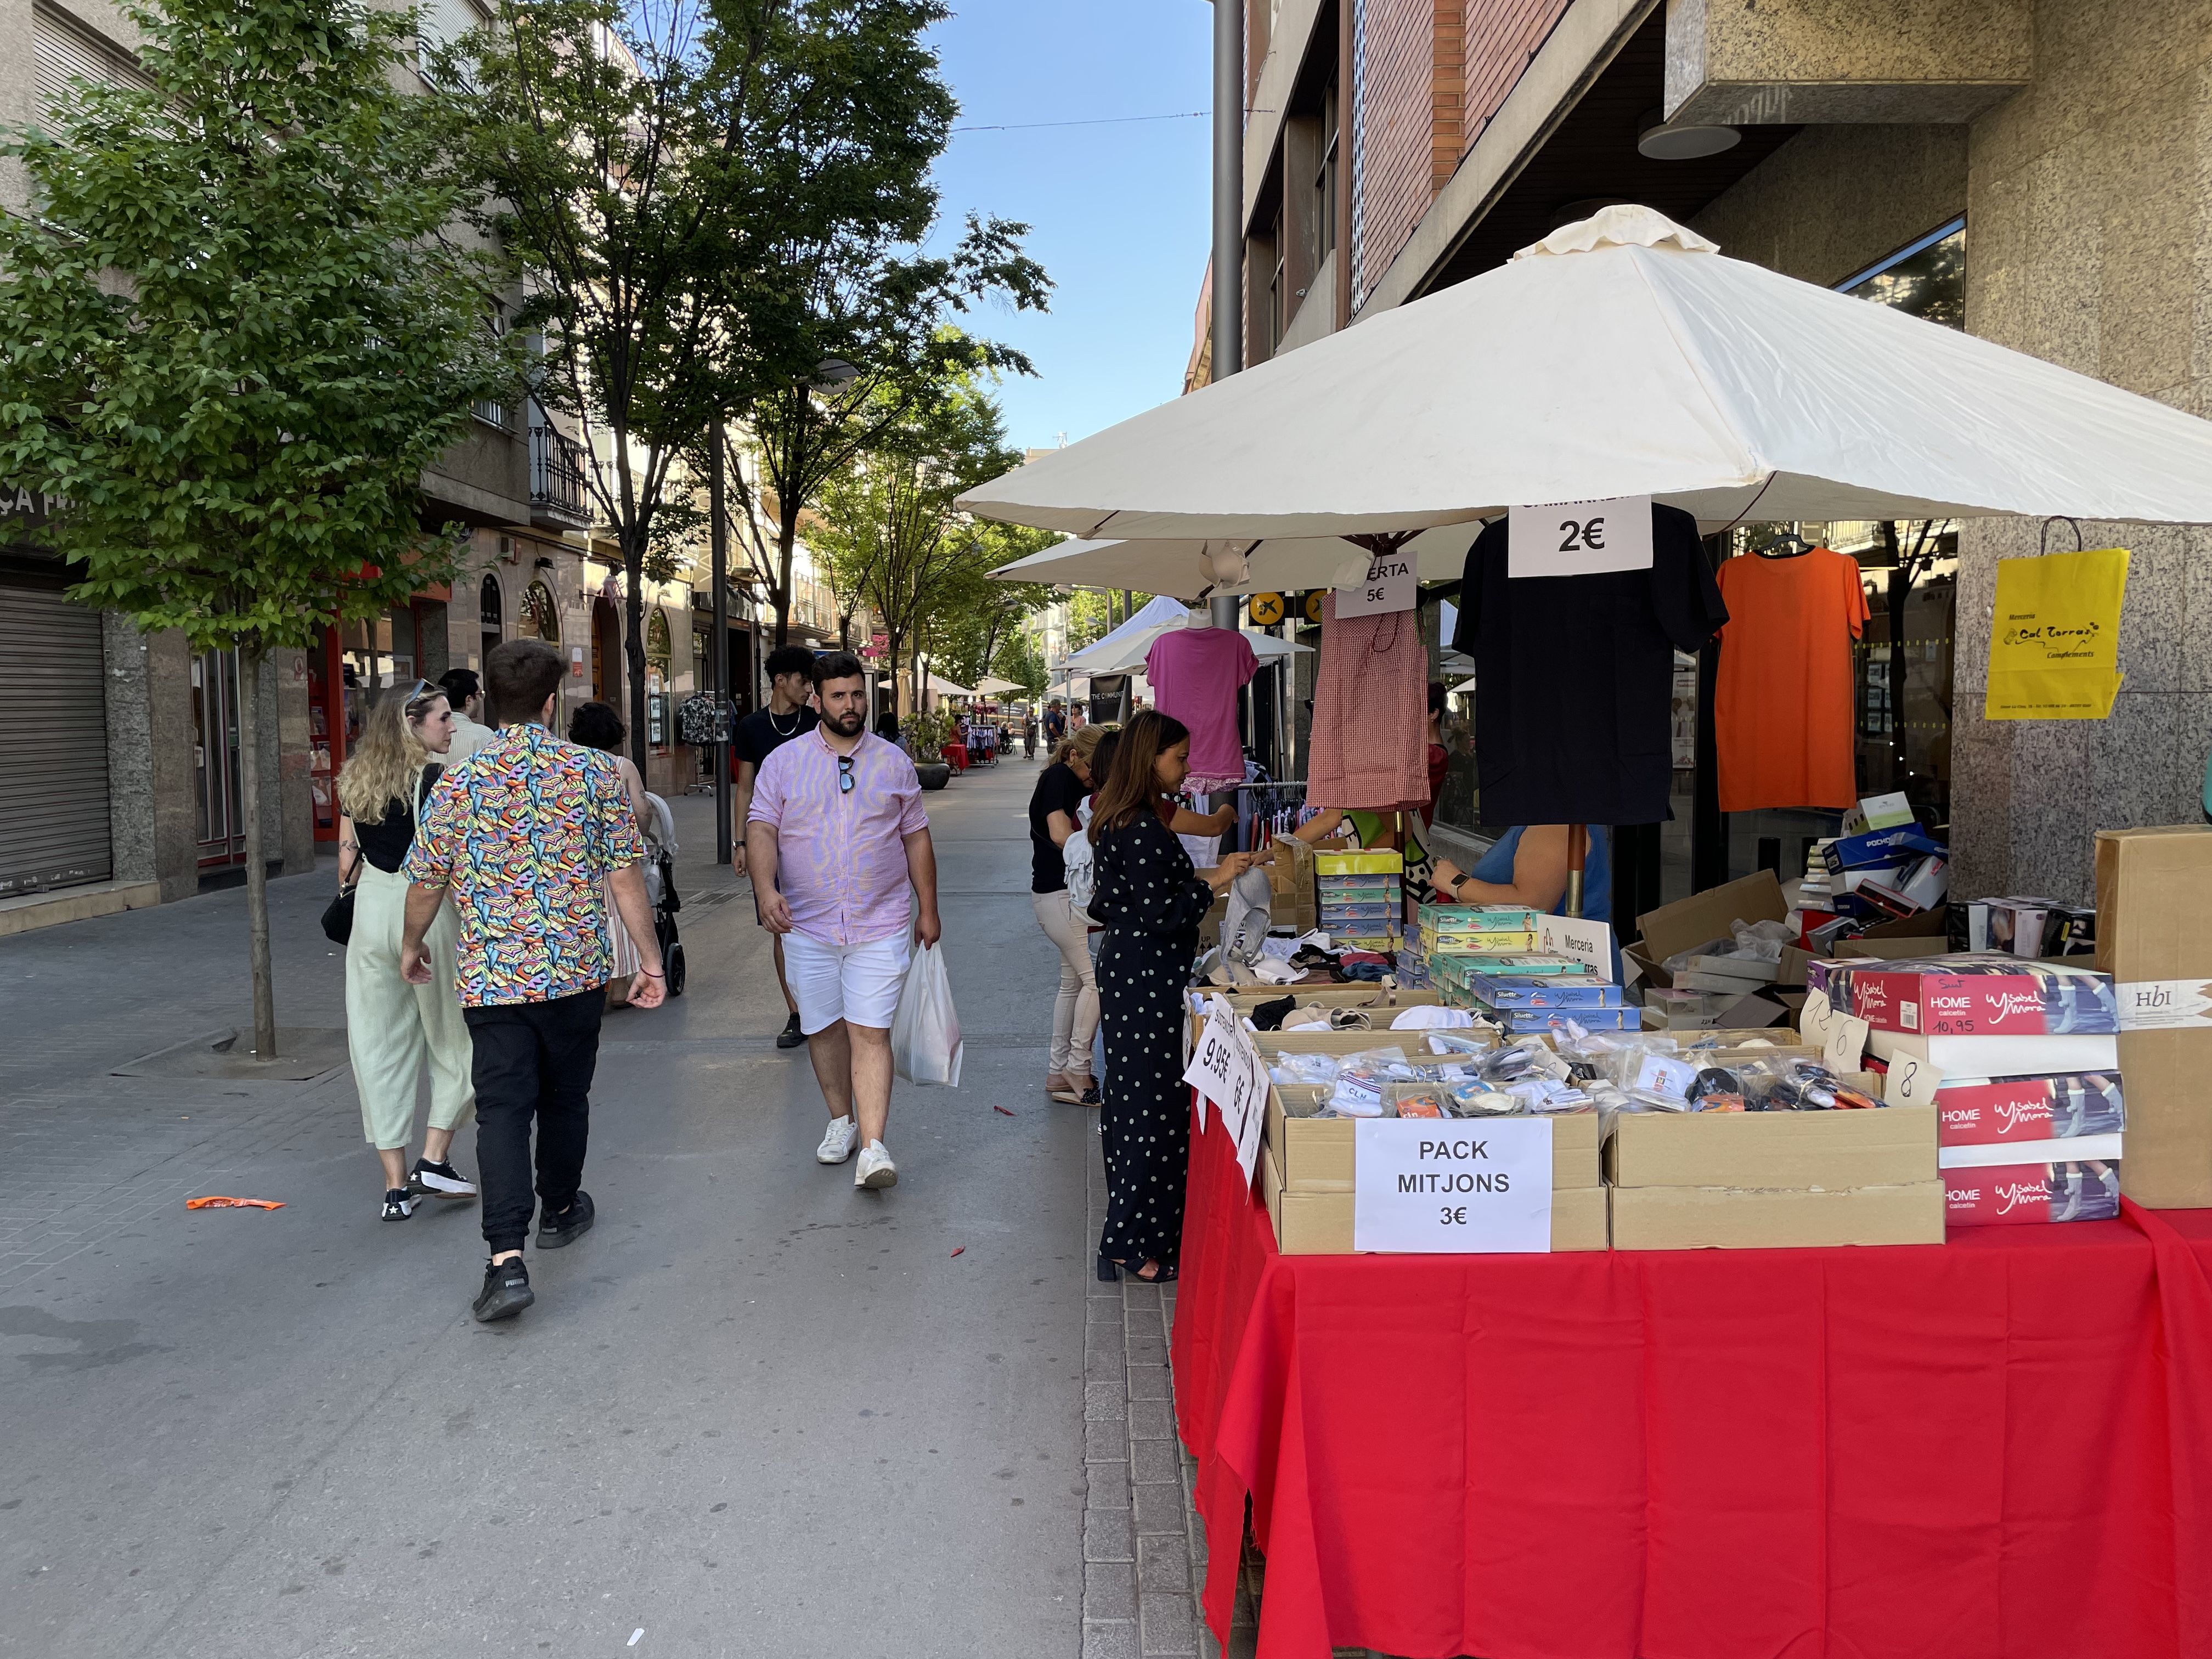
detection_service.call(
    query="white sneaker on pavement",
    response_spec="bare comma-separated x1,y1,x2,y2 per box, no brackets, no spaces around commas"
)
816,1115,860,1165
855,1139,898,1190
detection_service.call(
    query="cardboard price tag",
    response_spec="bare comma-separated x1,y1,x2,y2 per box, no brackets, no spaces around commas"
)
1180,1011,1240,1131
1535,913,1616,982
1334,551,1416,617
1883,1050,1942,1107
1823,1011,1871,1073
1508,496,1654,579
1352,1118,1554,1253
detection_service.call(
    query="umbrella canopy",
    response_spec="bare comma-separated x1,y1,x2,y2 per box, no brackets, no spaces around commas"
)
1063,611,1314,675
926,674,974,697
973,676,1024,695
1056,594,1189,670
958,205,2212,539
993,530,1477,599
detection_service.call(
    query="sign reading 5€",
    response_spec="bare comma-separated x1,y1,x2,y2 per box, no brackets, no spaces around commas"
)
1248,591,1285,626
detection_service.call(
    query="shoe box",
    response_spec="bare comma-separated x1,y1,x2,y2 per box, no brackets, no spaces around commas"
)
1807,954,2119,1037
1943,1161,2123,1227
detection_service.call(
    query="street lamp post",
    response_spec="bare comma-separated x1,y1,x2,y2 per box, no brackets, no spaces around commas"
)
709,426,732,866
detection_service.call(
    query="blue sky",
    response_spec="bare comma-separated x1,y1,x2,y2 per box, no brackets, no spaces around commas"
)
924,1,1214,453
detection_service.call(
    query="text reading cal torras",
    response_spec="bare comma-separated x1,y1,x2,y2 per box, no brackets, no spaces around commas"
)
1352,1118,1553,1254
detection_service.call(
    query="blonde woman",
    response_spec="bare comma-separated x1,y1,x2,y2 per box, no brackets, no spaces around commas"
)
337,682,476,1220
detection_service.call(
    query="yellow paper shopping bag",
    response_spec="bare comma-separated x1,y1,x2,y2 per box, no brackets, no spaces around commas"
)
1984,547,2130,720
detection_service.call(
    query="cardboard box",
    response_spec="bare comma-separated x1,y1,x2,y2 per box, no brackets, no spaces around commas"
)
1833,935,1951,962
1262,1085,1600,1191
1808,955,2119,1037
1940,1133,2123,1169
1261,1144,1610,1252
1866,1028,2120,1077
1627,871,1790,989
1263,834,1318,934
1604,1104,1938,1191
1944,1161,2123,1227
1610,1181,1945,1249
1821,825,1945,875
2096,827,2212,1208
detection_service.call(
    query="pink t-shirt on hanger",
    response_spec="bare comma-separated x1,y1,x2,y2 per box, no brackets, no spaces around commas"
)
1146,624,1258,788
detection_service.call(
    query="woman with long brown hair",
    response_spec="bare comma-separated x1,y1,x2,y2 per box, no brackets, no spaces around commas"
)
1087,711,1252,1282
337,682,476,1220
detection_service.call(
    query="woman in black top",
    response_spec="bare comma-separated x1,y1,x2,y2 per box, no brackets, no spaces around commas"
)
1029,725,1111,1103
1087,712,1253,1282
336,682,477,1221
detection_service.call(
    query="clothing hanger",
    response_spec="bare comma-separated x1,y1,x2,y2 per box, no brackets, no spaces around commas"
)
1184,605,1214,629
1755,530,1813,560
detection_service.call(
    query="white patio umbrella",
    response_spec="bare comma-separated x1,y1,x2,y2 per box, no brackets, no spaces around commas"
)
1063,610,1314,675
926,674,974,698
958,204,2212,542
992,531,1476,599
973,675,1024,695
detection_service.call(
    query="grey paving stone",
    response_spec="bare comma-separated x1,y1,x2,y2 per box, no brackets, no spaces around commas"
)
1138,1533,1190,1592
1085,1561,1138,1621
1086,1419,1127,1462
1084,1620,1141,1659
1085,1464,1131,1511
1126,1363,1173,1402
1130,1436,1181,1485
1085,1380,1128,1423
1139,1590,1199,1655
1127,1336,1169,1367
1085,1505,1136,1564
1133,1481,1189,1535
1127,1397,1176,1440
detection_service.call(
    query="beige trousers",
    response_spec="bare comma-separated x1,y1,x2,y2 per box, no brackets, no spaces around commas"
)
345,862,476,1150
1031,889,1100,1079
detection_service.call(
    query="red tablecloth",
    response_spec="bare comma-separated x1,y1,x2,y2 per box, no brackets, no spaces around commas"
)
940,742,969,772
1172,1103,2212,1659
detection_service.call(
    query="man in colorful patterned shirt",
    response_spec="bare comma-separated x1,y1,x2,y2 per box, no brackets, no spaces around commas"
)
748,651,940,1192
401,639,664,1323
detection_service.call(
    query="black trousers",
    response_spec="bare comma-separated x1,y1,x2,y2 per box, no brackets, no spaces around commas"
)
464,988,606,1254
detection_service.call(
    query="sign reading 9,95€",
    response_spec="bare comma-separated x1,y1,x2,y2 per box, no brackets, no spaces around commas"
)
1507,495,1654,579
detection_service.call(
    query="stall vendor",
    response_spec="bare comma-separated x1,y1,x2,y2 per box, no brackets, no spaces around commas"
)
1429,825,1612,924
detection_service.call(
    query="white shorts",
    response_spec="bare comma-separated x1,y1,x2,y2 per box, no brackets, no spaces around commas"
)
785,931,911,1035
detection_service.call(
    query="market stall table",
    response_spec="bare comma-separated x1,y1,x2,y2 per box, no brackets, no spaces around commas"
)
1171,1098,2212,1659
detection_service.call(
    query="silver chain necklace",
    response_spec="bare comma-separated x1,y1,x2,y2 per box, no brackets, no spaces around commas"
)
767,706,801,736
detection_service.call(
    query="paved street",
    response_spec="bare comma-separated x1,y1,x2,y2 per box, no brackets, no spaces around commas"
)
0,759,1240,1659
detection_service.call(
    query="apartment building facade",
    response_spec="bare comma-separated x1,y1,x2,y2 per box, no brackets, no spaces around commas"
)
1211,0,2212,907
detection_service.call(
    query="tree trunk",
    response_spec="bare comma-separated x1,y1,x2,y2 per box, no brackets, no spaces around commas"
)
623,531,651,777
236,641,278,1059
774,505,799,647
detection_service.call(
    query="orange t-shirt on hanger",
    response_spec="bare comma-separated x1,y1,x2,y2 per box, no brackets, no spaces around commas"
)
1714,546,1870,812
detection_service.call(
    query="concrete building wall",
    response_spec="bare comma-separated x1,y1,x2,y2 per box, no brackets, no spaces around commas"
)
1689,124,1968,285
1946,0,2212,905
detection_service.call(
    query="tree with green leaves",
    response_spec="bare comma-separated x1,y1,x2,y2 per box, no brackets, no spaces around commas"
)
810,369,1030,713
0,0,519,1058
922,521,1056,692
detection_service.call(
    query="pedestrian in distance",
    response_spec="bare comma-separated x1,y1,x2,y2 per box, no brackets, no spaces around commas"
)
400,639,666,1324
567,699,654,1008
437,667,496,761
1029,724,1112,1106
747,651,941,1191
336,680,476,1221
1087,711,1254,1283
732,644,821,1050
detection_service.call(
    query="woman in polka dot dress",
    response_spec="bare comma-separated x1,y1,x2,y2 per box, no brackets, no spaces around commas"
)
1086,712,1254,1283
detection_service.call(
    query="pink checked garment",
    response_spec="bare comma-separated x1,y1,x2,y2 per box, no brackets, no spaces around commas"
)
1306,591,1430,810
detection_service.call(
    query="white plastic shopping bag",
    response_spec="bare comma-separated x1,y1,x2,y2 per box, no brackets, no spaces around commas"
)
890,941,963,1086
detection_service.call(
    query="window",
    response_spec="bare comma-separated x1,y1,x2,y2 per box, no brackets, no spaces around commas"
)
520,579,560,644
1268,204,1288,349
33,2,154,119
474,309,511,430
416,0,487,88
1840,218,1965,329
1314,80,1339,269
478,573,503,660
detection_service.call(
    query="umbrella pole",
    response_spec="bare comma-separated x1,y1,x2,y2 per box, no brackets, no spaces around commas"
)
1565,824,1588,919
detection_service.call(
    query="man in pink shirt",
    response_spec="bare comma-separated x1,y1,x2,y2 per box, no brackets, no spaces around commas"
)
747,652,941,1189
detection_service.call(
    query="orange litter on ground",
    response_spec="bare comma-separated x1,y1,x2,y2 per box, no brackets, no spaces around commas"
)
185,1197,285,1210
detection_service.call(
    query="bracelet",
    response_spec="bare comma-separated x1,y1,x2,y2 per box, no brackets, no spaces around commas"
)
638,968,664,978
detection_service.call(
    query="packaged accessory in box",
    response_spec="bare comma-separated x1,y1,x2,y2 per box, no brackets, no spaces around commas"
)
1464,973,1625,1009
1810,953,2119,1036
1820,825,1945,874
1944,1159,2121,1226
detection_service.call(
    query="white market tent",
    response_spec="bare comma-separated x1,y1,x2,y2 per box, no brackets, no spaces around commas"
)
1062,595,1313,675
960,206,2212,555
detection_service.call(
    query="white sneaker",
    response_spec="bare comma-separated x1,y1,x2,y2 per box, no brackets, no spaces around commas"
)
855,1139,898,1190
816,1116,860,1165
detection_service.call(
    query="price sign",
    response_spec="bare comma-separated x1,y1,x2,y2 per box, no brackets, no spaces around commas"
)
1823,1012,1871,1074
1232,1045,1268,1188
1535,914,1616,982
1352,1118,1554,1253
1884,1051,1941,1107
1507,496,1654,579
1334,551,1416,617
1180,1007,1240,1129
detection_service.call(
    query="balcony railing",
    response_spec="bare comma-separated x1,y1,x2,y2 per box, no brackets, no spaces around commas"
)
529,422,589,522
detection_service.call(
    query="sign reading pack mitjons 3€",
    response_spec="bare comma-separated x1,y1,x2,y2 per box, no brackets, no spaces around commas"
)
1985,546,2130,720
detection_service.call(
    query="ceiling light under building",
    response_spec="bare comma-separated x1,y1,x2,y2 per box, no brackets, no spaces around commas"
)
1636,110,1741,161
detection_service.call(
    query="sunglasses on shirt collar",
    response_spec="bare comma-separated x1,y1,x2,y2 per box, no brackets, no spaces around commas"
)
838,754,855,794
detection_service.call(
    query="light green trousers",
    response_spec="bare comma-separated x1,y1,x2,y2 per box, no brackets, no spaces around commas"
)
345,862,476,1150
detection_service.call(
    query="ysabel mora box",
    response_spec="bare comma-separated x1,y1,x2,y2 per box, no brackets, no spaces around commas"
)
1808,953,2119,1036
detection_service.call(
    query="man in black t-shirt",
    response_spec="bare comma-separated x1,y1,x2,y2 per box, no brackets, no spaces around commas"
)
734,645,821,1048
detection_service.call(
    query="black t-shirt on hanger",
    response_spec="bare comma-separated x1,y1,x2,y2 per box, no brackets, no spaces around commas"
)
1451,501,1727,827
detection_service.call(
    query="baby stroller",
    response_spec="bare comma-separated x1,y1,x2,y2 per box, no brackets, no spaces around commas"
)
641,791,685,997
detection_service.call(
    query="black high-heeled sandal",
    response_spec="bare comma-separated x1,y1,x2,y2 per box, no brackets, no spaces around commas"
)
1132,1259,1178,1284
1096,1252,1120,1282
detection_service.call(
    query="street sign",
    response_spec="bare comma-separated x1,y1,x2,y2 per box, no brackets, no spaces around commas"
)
1352,1118,1554,1252
1248,591,1286,626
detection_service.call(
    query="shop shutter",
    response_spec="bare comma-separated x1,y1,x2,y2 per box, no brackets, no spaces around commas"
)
0,587,114,898
33,4,154,118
